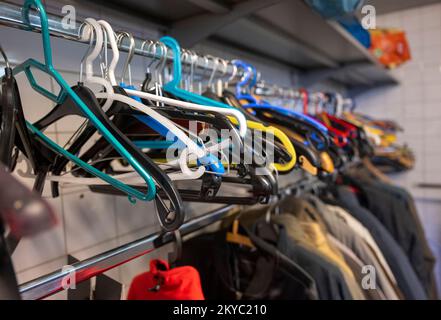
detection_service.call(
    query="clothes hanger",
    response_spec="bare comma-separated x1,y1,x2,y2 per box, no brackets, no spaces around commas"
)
62,22,229,202
82,19,210,180
106,30,252,183
233,61,330,155
11,1,162,204
167,230,182,268
202,60,298,173
237,78,331,175
0,44,54,194
226,219,255,248
23,13,184,230
87,108,280,205
234,60,329,137
159,36,249,116
93,20,227,179
62,30,279,205
221,88,321,175
221,92,296,175
101,26,247,137
121,49,248,137
200,56,297,173
0,45,16,169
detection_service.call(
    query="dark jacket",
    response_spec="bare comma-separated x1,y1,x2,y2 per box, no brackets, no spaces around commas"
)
335,186,427,300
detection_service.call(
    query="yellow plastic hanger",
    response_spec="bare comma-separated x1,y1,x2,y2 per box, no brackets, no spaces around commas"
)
320,152,335,174
228,117,297,172
260,121,321,175
226,219,255,248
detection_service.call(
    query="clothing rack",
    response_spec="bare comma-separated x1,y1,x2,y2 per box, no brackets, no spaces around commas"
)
19,204,236,300
0,1,239,78
0,0,322,300
17,170,318,300
255,82,355,111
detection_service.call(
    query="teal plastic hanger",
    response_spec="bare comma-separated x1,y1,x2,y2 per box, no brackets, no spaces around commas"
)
12,0,156,202
160,36,239,110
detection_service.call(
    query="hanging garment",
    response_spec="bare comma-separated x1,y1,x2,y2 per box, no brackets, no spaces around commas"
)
344,172,437,299
274,196,366,299
335,186,427,300
325,199,396,284
361,157,393,184
305,195,401,300
327,235,386,300
272,213,364,300
127,259,205,300
177,223,320,300
235,206,353,300
325,204,399,291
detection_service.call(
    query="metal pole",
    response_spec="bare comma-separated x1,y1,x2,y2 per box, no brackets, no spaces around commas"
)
0,1,239,78
19,205,236,300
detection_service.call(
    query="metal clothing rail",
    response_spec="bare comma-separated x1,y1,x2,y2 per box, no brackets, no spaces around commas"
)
0,1,239,78
18,171,315,300
19,204,237,300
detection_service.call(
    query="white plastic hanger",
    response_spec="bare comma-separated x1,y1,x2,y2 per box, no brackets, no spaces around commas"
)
82,18,207,180
16,138,231,185
95,20,248,179
96,20,247,138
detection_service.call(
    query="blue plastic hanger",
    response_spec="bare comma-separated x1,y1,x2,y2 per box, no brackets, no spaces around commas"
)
111,32,223,175
12,0,156,202
234,60,257,104
234,60,329,134
160,36,240,111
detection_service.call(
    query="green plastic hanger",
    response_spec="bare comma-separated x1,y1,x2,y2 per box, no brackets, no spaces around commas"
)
11,0,156,202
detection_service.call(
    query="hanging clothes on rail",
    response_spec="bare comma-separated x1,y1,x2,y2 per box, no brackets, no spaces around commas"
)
334,186,428,299
340,168,437,299
178,218,325,300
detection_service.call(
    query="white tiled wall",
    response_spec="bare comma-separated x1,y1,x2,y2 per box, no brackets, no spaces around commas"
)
355,3,441,295
0,2,299,299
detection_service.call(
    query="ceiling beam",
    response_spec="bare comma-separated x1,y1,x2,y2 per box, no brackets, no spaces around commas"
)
186,0,230,14
169,0,285,47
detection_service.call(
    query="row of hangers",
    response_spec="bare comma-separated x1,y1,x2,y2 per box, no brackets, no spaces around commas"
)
0,0,383,234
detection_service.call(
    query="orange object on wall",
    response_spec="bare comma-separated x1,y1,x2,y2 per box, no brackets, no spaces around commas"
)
369,29,411,69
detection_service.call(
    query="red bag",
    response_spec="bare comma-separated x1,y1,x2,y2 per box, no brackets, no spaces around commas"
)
127,259,205,300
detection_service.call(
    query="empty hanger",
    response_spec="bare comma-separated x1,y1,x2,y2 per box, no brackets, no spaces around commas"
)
12,1,160,203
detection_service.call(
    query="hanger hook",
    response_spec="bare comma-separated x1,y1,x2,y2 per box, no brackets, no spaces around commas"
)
199,55,211,91
140,39,157,72
167,229,182,266
219,59,228,77
207,55,219,89
78,20,97,83
180,49,190,90
201,55,210,78
116,31,135,85
0,44,10,69
188,50,198,92
99,24,110,80
149,40,163,85
225,60,237,88
217,58,228,89
156,41,168,86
